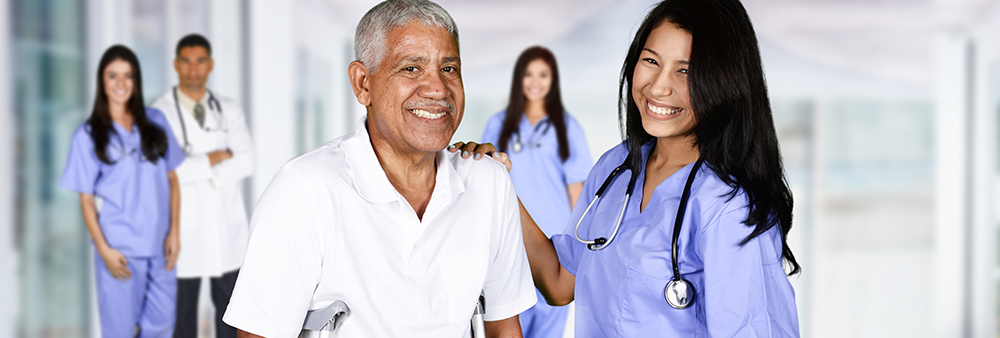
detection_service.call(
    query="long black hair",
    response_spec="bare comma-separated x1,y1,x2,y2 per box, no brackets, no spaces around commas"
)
497,46,571,161
88,45,168,164
618,0,800,275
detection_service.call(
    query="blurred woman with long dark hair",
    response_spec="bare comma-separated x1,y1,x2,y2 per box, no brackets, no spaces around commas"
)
60,45,184,337
480,46,593,338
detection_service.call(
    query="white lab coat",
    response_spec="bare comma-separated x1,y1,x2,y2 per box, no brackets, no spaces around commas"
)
152,89,254,278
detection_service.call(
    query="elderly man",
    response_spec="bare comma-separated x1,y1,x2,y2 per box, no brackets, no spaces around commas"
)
222,0,536,337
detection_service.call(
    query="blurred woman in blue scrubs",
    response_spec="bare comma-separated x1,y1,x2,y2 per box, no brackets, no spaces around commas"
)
481,46,593,338
516,0,802,336
60,45,184,338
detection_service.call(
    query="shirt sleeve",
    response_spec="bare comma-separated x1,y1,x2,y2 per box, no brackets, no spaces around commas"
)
222,164,325,338
60,125,101,195
211,102,255,186
561,115,593,184
480,112,503,145
698,206,800,337
481,166,537,321
148,108,185,171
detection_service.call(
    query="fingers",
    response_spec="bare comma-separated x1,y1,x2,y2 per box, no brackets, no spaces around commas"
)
116,256,131,281
447,142,466,153
493,151,512,172
459,142,480,159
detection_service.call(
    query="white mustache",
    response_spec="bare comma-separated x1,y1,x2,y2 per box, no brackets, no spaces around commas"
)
405,100,454,112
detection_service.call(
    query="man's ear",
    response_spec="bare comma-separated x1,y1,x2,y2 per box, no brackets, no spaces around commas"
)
173,57,182,74
349,61,372,106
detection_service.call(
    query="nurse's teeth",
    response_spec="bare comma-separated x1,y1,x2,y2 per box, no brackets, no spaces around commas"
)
412,109,446,119
648,103,681,115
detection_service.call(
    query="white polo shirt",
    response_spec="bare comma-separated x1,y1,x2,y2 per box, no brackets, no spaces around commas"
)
223,118,537,338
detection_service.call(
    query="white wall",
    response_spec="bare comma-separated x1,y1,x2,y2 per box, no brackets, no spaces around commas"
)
248,1,297,200
0,2,14,338
932,32,972,338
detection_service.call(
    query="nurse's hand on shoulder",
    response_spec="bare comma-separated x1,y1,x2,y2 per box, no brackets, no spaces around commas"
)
164,230,180,270
98,247,132,281
448,141,511,172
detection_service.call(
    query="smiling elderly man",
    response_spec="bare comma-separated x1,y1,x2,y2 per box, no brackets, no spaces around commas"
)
222,0,536,337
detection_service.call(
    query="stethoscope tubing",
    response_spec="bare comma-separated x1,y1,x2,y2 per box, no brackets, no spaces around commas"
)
512,119,552,153
573,154,704,308
172,86,223,154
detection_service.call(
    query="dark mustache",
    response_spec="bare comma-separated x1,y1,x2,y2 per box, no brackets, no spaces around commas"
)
405,100,454,112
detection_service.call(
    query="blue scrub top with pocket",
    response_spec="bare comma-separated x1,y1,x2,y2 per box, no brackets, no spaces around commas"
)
60,107,185,258
551,141,799,337
482,111,593,237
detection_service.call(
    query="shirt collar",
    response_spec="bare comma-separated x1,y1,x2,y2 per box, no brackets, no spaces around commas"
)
342,117,465,205
175,87,210,116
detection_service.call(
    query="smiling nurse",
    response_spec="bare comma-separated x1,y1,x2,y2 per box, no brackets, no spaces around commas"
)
514,0,802,336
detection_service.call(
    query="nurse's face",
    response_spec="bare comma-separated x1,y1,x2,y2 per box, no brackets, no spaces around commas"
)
631,22,697,140
523,59,552,103
355,21,464,155
103,59,135,108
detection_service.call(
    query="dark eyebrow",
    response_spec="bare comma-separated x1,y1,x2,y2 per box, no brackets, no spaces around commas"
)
643,48,689,65
392,56,429,68
442,56,461,64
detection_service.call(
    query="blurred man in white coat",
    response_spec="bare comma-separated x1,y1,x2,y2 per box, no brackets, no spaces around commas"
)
151,33,255,338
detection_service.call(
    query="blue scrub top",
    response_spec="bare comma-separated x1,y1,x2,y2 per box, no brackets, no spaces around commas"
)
551,141,799,337
482,111,593,237
60,108,185,258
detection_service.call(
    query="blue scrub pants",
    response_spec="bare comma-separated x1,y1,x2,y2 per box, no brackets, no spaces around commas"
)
94,250,177,338
519,290,568,338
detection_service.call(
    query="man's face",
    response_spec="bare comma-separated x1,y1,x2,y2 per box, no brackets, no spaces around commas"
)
174,46,214,90
355,21,464,156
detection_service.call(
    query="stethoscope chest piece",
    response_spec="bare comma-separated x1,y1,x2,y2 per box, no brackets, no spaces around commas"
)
512,141,522,153
664,278,695,309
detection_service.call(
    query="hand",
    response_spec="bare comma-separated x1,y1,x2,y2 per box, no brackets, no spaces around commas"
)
164,231,180,270
98,247,132,281
208,149,233,166
448,141,512,172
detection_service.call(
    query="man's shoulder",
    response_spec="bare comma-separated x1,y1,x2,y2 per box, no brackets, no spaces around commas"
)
442,150,510,188
210,92,243,110
275,137,352,184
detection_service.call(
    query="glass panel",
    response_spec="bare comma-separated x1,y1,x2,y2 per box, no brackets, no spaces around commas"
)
12,0,89,336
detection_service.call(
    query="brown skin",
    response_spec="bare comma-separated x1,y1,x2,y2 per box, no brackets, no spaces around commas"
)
232,22,522,338
173,45,231,165
349,21,464,220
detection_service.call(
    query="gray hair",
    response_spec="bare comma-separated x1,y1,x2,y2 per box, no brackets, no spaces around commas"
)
354,0,460,73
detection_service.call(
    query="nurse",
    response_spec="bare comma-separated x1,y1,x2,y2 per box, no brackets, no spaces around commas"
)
518,0,800,336
480,46,592,338
60,45,184,337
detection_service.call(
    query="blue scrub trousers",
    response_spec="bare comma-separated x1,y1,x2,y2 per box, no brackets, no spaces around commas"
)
95,250,176,338
520,290,568,338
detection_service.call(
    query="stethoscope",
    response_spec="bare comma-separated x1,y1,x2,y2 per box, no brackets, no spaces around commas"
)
574,155,705,309
172,86,226,154
512,119,552,153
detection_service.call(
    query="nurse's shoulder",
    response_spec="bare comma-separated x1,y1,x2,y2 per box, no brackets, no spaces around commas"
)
689,164,753,233
144,107,170,129
69,120,95,147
